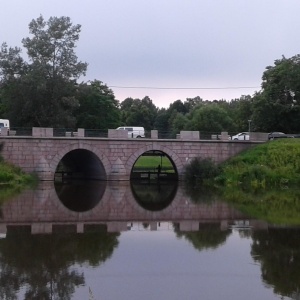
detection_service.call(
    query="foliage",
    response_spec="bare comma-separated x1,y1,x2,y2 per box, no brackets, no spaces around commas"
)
0,162,34,183
119,96,157,131
75,80,120,129
185,104,235,132
0,142,36,204
252,55,300,132
227,95,253,132
0,15,87,127
218,139,300,188
1,18,300,138
184,157,220,185
153,108,170,136
170,112,187,134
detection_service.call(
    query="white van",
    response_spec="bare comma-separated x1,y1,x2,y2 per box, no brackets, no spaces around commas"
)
116,126,145,138
0,119,10,134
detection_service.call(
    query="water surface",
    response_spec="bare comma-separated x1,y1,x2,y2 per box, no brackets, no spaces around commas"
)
0,181,299,300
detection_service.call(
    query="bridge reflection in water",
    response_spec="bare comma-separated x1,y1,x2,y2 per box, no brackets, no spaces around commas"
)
0,180,269,237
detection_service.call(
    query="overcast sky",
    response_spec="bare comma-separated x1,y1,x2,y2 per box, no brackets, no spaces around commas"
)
1,0,300,108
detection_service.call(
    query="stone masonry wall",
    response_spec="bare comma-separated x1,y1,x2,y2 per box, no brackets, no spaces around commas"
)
0,136,260,181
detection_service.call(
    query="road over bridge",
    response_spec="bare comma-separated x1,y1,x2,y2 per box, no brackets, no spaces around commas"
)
0,128,262,181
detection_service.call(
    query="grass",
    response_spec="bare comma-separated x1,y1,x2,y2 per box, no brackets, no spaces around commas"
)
217,139,300,188
0,160,37,203
133,156,174,171
215,139,300,224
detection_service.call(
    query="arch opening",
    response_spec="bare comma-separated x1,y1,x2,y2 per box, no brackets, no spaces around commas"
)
130,150,178,181
54,149,107,182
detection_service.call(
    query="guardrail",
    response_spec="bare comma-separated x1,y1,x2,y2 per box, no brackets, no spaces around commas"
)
3,128,225,140
2,127,289,141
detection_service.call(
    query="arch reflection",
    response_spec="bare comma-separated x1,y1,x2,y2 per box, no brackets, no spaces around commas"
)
130,181,178,211
54,180,107,212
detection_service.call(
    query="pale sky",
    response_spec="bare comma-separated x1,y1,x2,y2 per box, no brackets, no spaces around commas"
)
1,0,300,108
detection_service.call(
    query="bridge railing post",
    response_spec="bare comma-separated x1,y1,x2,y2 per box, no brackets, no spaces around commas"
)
179,131,200,140
221,132,230,140
151,130,158,139
32,127,53,137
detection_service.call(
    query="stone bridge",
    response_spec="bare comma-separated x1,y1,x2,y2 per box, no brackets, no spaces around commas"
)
0,128,262,181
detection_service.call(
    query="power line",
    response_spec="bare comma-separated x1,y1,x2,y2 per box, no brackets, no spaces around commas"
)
109,85,260,90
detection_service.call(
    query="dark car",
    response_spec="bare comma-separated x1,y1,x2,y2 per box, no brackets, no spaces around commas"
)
268,132,294,140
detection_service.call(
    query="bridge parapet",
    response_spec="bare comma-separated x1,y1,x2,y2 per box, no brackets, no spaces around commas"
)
1,127,271,141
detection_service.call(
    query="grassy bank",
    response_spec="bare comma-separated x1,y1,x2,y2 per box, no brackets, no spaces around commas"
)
216,139,300,224
217,139,300,188
0,160,36,202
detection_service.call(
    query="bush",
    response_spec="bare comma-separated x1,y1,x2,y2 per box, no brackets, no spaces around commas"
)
184,157,220,185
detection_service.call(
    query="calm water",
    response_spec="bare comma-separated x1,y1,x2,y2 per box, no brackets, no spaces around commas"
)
0,180,299,300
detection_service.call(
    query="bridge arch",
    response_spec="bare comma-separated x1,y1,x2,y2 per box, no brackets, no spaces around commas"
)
49,143,111,180
125,144,184,176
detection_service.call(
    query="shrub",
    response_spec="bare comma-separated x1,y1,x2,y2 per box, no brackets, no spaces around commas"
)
184,157,220,185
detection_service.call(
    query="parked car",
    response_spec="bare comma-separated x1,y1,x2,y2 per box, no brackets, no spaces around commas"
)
268,132,293,140
229,132,249,141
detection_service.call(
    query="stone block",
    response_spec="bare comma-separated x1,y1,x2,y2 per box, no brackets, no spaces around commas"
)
221,131,230,140
32,127,53,137
77,128,85,137
151,130,158,139
180,131,200,140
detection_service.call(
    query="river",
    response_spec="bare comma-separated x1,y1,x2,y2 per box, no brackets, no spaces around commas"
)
0,180,299,300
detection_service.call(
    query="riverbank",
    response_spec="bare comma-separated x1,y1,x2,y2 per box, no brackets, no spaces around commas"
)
217,138,300,188
216,139,300,224
0,160,37,202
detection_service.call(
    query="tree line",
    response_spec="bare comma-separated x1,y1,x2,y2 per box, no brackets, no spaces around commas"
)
1,16,300,136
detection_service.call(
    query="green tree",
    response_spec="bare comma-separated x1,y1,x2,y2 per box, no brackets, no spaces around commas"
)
252,55,300,132
170,112,188,134
119,96,158,131
186,104,235,133
0,15,87,127
229,95,253,132
75,80,120,129
183,96,203,112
